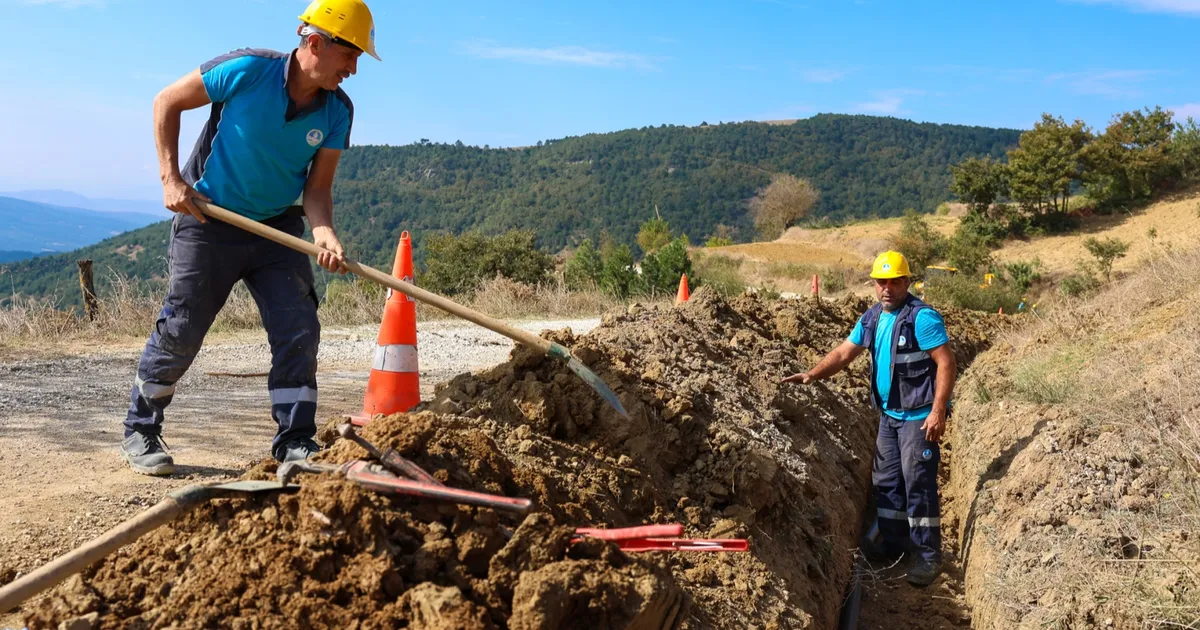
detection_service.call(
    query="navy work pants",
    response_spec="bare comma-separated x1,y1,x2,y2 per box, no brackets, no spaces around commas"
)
124,212,320,459
873,413,942,563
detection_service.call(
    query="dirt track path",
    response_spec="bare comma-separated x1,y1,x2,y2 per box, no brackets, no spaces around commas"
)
0,317,596,626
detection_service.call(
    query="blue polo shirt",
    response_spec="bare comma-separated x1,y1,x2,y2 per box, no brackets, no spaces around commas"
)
181,48,354,221
848,308,948,421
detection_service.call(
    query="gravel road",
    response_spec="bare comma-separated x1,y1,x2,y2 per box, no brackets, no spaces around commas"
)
0,317,597,623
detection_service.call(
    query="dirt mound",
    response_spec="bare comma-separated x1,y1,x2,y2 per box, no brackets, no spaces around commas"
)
25,290,1001,629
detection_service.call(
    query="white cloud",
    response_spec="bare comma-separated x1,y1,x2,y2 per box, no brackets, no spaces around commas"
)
1044,69,1161,98
20,0,104,7
1065,0,1200,14
853,89,924,115
1169,103,1200,120
463,42,658,70
800,68,846,83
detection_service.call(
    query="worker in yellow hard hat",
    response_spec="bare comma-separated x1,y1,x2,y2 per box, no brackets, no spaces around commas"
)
782,250,957,587
121,0,381,477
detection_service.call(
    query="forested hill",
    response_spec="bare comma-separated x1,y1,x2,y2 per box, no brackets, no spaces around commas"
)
3,114,1019,304
335,114,1019,256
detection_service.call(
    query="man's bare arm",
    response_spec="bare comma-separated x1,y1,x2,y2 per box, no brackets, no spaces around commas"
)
782,340,866,384
153,69,212,222
920,344,957,441
304,148,347,273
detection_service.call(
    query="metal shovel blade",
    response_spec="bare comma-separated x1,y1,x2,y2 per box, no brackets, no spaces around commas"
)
564,354,629,419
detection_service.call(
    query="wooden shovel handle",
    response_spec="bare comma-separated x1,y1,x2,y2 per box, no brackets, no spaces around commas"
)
0,498,188,615
195,201,554,355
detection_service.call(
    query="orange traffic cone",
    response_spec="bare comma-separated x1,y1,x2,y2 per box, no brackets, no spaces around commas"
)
811,274,820,300
349,231,421,426
675,273,690,305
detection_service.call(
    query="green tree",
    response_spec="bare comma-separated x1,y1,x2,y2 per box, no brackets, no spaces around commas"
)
750,173,820,240
890,209,947,273
636,216,672,254
1083,236,1130,281
1006,113,1091,215
640,236,692,296
421,230,552,295
949,156,1009,215
600,244,639,298
1081,106,1176,206
564,239,603,290
1170,116,1200,183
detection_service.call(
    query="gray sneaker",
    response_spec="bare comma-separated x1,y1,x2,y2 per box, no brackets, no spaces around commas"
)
120,432,175,476
907,558,943,587
276,438,321,463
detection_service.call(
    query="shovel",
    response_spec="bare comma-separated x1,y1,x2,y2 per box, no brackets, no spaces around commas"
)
196,200,629,419
0,480,294,615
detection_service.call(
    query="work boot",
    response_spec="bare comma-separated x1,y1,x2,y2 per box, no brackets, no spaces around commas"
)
277,438,321,463
907,558,943,587
120,431,175,476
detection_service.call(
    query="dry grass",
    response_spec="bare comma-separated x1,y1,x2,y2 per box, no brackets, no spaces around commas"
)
0,271,632,352
982,246,1200,627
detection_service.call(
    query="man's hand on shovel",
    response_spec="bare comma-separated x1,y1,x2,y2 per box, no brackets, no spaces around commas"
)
193,199,629,419
312,225,349,274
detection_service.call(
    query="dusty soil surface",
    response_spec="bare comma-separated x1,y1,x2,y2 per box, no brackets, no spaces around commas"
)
0,317,597,627
6,292,1002,629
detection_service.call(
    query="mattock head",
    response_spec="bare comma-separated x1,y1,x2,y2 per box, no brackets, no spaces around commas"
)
276,460,337,485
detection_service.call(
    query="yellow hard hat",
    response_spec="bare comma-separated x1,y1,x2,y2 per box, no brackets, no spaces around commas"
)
299,0,381,61
870,250,911,279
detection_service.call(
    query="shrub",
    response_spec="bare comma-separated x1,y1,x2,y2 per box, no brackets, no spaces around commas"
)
890,209,947,273
958,209,1010,247
1083,236,1130,281
705,236,734,247
935,202,953,216
946,231,994,275
923,274,1021,313
1002,259,1043,293
1060,262,1101,297
421,230,553,296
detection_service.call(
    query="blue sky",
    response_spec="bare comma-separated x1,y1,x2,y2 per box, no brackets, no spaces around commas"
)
1,0,1198,199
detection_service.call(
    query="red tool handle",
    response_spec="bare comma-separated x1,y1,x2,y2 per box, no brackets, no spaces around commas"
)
380,449,442,486
574,524,685,540
613,538,750,552
344,461,532,514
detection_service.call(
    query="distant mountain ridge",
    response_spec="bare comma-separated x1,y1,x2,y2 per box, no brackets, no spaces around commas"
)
2,190,171,219
0,196,158,253
3,114,1022,306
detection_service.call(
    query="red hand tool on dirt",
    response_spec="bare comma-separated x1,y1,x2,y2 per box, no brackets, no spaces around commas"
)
337,423,442,486
277,459,532,514
573,524,749,553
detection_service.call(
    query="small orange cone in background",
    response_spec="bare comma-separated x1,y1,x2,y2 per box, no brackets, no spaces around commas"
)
675,273,690,305
349,231,421,426
811,274,820,300
998,307,1004,314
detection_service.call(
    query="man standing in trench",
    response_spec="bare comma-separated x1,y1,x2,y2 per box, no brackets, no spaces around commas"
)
120,0,381,476
783,250,956,586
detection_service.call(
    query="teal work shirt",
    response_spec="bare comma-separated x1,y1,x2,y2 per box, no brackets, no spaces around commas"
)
848,308,949,421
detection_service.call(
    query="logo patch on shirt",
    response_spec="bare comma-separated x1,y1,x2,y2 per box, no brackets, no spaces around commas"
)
306,129,324,147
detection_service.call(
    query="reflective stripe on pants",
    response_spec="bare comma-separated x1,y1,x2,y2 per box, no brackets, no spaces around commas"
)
873,413,942,563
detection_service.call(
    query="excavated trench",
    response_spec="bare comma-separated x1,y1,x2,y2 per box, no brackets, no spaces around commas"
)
23,290,1002,629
